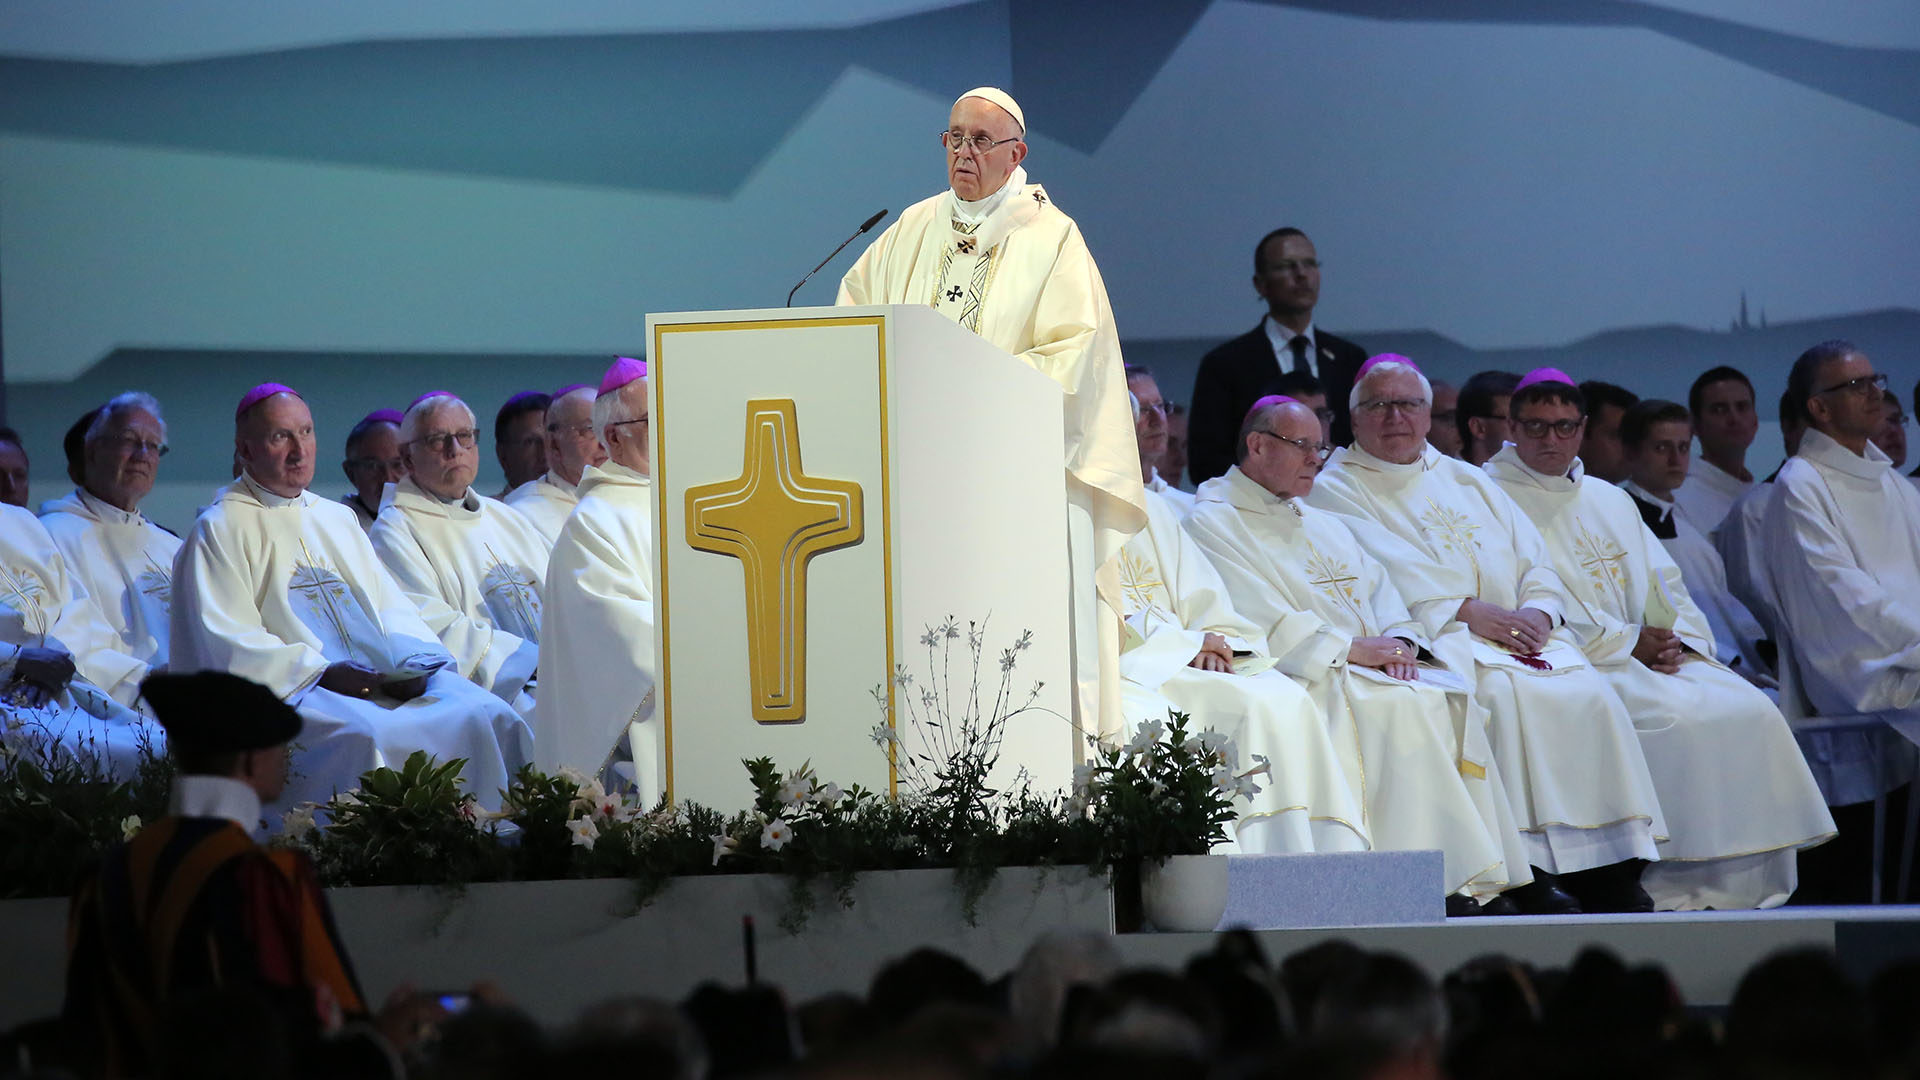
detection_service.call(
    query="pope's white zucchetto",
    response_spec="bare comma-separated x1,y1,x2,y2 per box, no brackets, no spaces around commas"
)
955,87,1024,134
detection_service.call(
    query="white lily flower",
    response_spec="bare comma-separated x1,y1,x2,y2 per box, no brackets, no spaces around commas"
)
1234,773,1263,800
1210,765,1237,795
1071,762,1098,795
593,791,636,823
1124,718,1164,757
761,817,793,852
282,804,317,841
119,814,142,841
777,777,811,808
711,832,737,866
567,816,600,849
556,766,592,789
870,724,901,747
814,781,845,805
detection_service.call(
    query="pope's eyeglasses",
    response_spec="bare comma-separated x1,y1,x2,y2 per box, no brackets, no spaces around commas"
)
941,130,1022,155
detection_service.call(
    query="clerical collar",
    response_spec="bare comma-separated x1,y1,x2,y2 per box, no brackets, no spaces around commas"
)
237,470,308,509
950,165,1027,226
1621,479,1675,519
74,487,146,527
391,476,482,518
1485,444,1582,491
1333,441,1436,477
1222,466,1301,516
168,774,265,834
1800,427,1894,481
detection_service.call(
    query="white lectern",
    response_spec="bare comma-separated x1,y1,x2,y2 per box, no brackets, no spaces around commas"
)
647,305,1074,811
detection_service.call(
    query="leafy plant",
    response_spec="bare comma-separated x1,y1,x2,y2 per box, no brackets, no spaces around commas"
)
0,719,171,899
1075,713,1269,874
292,751,507,887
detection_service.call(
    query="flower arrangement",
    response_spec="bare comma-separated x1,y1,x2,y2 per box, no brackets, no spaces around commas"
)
3,624,1269,935
0,718,171,899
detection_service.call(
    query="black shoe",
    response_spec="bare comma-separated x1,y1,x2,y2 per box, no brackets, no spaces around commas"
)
1507,872,1584,915
1476,893,1522,916
1446,893,1483,917
1563,860,1655,914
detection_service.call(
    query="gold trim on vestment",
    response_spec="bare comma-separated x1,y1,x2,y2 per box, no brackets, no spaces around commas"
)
653,315,898,802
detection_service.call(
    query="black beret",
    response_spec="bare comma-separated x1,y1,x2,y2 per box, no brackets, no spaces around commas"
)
140,671,301,753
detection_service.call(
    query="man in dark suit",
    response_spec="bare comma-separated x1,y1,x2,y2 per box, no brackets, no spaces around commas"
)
1186,227,1369,484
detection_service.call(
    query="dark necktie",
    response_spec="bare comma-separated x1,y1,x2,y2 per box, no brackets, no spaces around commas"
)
1288,335,1311,375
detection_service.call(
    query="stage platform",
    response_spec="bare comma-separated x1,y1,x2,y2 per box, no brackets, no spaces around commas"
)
8,872,1920,1028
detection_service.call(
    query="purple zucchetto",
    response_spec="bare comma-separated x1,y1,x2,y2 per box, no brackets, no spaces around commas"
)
549,383,592,398
1356,354,1421,382
363,408,404,426
598,357,648,398
1243,394,1298,426
1514,367,1576,393
235,383,301,420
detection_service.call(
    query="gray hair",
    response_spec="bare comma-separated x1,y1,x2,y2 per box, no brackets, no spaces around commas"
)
591,380,646,444
399,393,476,444
1349,360,1433,413
84,391,167,444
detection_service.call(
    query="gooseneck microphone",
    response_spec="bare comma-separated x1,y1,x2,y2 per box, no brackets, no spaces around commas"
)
786,209,888,307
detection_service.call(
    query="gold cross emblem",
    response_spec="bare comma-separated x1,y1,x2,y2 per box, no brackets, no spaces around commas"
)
686,400,864,725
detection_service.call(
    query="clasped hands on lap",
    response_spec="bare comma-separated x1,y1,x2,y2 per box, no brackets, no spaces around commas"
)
318,660,429,702
1187,632,1234,673
1458,598,1552,653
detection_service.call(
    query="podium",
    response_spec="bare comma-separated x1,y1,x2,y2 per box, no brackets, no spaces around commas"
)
646,305,1075,811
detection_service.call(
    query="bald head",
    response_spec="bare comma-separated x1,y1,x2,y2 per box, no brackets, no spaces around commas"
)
545,386,606,486
1240,400,1326,500
236,392,317,498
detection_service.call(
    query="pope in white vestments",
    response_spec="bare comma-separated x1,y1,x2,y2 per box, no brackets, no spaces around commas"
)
1486,370,1833,910
538,359,661,801
1309,359,1666,910
838,87,1147,740
1118,485,1366,857
369,392,549,711
1,503,162,774
504,383,606,547
1185,398,1533,908
171,385,533,813
1763,343,1920,806
38,392,185,705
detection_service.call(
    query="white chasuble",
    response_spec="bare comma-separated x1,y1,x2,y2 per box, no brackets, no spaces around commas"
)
38,488,182,701
1673,456,1750,537
170,474,532,813
1117,489,1366,856
0,505,161,775
503,471,580,549
1310,444,1664,873
1715,480,1782,641
369,478,547,708
537,462,658,802
1762,430,1920,804
838,173,1148,740
1488,449,1835,909
1185,469,1530,899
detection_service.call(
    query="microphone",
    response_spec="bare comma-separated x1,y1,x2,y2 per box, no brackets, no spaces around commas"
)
786,209,888,307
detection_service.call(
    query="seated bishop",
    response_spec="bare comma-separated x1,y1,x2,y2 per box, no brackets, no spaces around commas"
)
505,383,608,547
1116,395,1364,857
539,359,660,802
1486,370,1834,910
170,384,534,813
38,392,182,705
369,391,549,712
1186,397,1536,913
1763,341,1920,807
1614,399,1776,684
1309,357,1667,913
2,503,162,775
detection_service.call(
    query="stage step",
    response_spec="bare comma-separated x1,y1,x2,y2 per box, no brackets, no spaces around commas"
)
1189,850,1446,931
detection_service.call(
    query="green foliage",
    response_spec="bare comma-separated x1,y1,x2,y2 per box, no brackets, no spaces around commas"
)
1076,712,1266,874
0,724,172,899
298,751,507,887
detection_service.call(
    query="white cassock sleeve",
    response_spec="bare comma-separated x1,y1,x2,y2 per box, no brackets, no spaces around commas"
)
1118,492,1261,691
1764,466,1920,712
171,524,332,699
